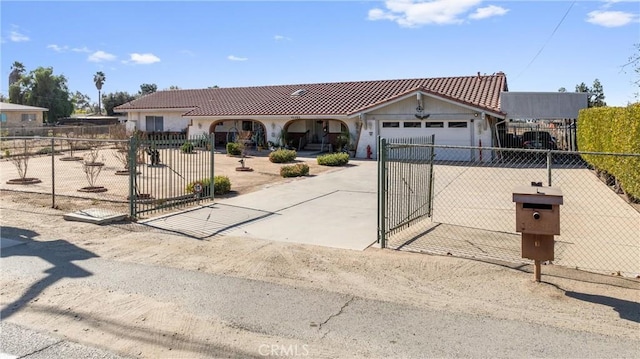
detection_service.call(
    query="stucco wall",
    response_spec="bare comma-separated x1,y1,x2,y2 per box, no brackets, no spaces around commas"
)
355,94,494,160
126,111,190,132
1,110,44,129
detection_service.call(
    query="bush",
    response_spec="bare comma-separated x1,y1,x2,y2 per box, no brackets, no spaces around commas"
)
317,152,349,166
226,142,242,156
186,175,231,196
269,149,297,163
280,163,309,178
181,141,194,153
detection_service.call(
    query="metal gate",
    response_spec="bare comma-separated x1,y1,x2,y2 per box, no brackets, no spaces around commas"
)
128,133,215,219
377,135,435,248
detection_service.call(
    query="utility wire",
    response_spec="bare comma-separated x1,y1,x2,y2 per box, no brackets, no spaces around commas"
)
515,1,576,79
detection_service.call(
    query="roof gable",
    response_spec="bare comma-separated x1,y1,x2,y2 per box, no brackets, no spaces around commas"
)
115,73,508,117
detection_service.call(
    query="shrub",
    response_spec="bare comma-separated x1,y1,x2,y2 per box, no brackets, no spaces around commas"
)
269,149,297,163
181,141,194,153
280,163,309,178
226,142,242,156
317,152,349,166
186,175,231,196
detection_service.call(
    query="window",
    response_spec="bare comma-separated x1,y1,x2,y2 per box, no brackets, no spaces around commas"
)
145,116,164,132
403,122,421,128
448,121,468,128
1,113,7,123
382,122,399,128
21,113,37,122
425,122,444,128
242,121,252,131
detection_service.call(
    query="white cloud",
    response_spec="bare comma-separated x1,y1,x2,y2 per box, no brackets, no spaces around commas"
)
72,46,91,53
228,55,248,61
47,44,69,52
9,30,29,42
367,0,484,27
128,53,161,64
88,50,117,62
180,49,196,57
274,35,291,41
469,5,508,20
586,10,637,27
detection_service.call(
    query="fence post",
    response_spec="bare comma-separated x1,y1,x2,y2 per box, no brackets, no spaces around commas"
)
210,133,215,201
547,150,552,186
128,135,137,219
377,136,387,248
427,134,436,217
51,137,56,209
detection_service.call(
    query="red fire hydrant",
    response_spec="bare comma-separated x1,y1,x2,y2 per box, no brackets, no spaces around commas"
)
366,145,373,159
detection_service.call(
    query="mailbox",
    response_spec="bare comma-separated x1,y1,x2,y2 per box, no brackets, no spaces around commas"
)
513,186,563,235
512,185,563,282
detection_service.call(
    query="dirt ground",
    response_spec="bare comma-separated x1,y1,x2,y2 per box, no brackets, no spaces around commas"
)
1,151,639,358
0,148,340,215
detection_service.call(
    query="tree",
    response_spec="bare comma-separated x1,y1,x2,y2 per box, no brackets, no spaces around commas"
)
102,91,136,116
93,71,106,114
558,87,567,93
621,43,639,101
10,66,73,123
9,61,25,88
167,85,181,90
574,79,606,108
590,79,606,107
138,83,157,96
72,91,92,113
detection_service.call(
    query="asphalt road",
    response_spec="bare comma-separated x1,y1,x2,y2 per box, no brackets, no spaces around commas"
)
1,239,637,358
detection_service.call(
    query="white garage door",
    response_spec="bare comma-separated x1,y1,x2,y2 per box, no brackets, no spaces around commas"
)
379,120,472,161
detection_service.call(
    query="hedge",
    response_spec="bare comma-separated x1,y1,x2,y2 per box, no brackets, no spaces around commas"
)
226,142,242,156
269,149,297,163
317,152,349,166
280,163,309,178
185,175,231,196
577,103,640,200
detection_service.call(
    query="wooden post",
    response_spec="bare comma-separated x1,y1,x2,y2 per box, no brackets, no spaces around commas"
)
534,260,542,282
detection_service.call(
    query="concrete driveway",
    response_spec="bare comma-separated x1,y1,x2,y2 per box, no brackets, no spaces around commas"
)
142,159,379,250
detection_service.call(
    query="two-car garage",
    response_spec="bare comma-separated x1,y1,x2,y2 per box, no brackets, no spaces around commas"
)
378,119,479,161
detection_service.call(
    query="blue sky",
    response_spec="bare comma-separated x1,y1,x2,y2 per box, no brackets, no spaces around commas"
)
1,1,638,107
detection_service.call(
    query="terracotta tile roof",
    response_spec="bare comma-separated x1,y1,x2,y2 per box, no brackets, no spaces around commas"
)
115,72,508,117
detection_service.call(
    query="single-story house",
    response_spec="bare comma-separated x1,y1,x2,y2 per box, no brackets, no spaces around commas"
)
114,72,586,160
0,102,49,135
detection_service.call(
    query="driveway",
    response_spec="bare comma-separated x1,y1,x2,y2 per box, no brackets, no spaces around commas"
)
141,159,379,250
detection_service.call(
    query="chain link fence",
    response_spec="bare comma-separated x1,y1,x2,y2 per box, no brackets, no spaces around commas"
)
1,136,131,214
385,145,640,277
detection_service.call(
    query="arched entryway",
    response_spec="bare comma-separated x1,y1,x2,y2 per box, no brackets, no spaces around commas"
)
209,120,267,150
284,119,350,151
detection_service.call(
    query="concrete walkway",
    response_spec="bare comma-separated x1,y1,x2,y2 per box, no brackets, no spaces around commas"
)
142,160,379,250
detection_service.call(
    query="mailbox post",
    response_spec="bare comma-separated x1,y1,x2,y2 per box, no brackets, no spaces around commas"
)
513,185,563,282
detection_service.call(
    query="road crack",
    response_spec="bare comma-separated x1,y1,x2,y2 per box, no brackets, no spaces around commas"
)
18,340,63,358
318,296,355,331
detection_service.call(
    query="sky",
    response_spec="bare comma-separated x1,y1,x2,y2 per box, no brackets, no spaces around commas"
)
1,0,639,107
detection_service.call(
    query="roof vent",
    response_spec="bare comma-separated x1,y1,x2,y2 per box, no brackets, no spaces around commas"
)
290,89,307,97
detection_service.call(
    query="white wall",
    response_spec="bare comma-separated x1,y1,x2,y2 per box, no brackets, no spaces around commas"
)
355,94,495,161
127,111,191,132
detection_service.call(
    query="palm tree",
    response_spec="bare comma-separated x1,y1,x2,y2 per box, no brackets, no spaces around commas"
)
93,71,106,114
